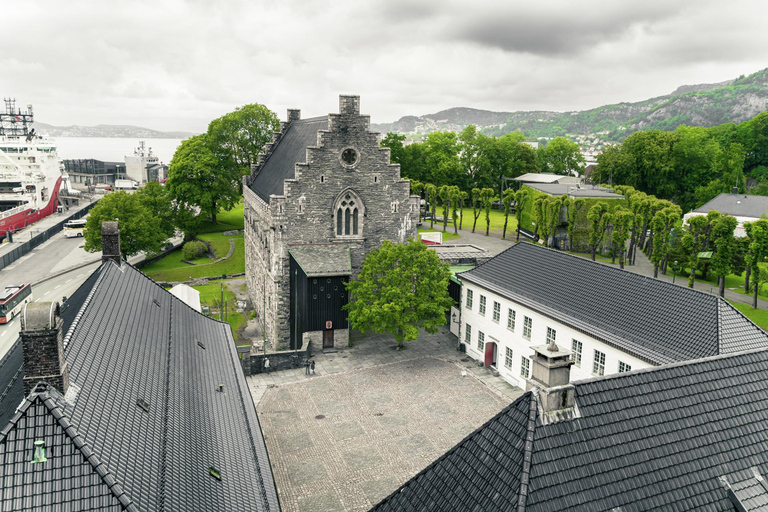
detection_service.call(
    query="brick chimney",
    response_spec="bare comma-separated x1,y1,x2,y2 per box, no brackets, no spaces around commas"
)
20,302,69,395
101,221,121,265
287,109,301,122
526,341,577,423
339,95,360,115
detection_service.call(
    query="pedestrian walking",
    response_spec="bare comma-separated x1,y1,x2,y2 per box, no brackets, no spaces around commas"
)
304,360,310,375
311,360,315,375
264,357,270,374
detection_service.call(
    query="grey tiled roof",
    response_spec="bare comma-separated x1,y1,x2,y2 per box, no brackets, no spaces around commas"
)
289,244,352,276
459,243,768,364
523,182,624,199
723,468,768,511
249,116,327,201
0,262,280,511
373,348,768,511
694,192,768,217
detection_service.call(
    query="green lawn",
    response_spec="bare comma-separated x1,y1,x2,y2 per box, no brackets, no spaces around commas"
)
731,302,768,330
196,202,245,233
191,280,248,340
452,209,518,236
681,264,768,301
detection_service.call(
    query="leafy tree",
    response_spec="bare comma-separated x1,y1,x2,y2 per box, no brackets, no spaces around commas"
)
514,188,531,242
84,191,167,259
681,215,709,288
344,239,453,349
424,183,438,229
471,187,482,233
167,134,240,225
135,181,175,240
744,220,768,308
458,190,469,230
206,103,279,179
449,186,461,234
710,214,738,297
587,202,610,261
650,206,682,278
501,188,515,240
381,132,408,166
566,198,586,251
611,208,633,268
480,187,495,236
538,137,585,176
410,180,424,223
439,185,451,232
423,131,463,187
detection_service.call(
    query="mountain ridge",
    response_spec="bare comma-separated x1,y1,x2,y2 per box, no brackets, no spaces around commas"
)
371,69,768,140
31,121,194,139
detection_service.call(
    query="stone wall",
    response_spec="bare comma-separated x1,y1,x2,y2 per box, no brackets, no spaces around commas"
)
245,95,418,350
302,328,349,350
247,342,313,375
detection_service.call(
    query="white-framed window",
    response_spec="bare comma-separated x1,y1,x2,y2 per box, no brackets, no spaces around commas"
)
479,295,487,316
521,357,530,379
546,327,556,345
619,361,631,373
477,331,485,352
572,339,583,367
466,289,473,309
492,302,501,323
523,316,532,339
465,324,472,344
593,350,606,376
507,309,516,331
505,347,514,369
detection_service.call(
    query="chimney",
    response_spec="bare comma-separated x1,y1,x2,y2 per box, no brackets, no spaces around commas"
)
287,109,301,122
339,95,360,115
526,341,577,423
20,302,69,395
101,221,121,265
732,187,738,194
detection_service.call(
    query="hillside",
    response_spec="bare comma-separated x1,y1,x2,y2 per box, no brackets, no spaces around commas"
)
372,69,768,140
32,122,193,139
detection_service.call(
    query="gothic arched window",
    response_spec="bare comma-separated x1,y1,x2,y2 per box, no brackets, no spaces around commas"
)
334,190,364,237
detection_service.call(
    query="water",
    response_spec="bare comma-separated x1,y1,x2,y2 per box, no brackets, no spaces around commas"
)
54,137,185,164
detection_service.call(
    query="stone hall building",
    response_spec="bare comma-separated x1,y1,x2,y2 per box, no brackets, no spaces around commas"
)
243,95,418,350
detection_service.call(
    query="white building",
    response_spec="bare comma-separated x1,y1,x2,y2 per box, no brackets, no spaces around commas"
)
457,242,768,389
125,141,160,183
684,190,768,237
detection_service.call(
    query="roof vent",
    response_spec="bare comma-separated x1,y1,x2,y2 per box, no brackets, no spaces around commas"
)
209,467,222,481
217,384,224,393
198,341,206,350
136,398,150,413
30,440,48,464
152,299,160,307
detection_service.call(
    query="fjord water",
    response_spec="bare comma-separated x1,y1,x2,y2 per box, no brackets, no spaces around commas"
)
54,137,184,164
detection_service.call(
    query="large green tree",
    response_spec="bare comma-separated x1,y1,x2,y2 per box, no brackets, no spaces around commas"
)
84,191,168,259
206,103,279,178
587,202,611,261
167,134,241,225
744,220,768,308
344,239,453,349
710,214,738,297
538,137,585,176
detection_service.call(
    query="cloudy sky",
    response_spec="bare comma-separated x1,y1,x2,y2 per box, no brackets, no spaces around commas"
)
2,0,766,133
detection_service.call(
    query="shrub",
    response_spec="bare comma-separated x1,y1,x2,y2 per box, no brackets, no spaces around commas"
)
182,240,208,260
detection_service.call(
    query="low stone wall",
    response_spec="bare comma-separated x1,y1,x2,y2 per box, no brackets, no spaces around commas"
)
302,329,349,350
246,342,312,376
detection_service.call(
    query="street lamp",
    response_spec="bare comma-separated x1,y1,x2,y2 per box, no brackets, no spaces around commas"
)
673,260,679,284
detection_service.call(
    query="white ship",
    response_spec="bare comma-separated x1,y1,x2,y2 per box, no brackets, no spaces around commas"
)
0,98,63,239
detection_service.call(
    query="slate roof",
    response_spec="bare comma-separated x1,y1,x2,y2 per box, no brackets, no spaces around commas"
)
458,242,768,365
722,468,768,511
289,244,352,277
694,192,768,218
373,347,768,511
514,173,567,184
248,116,327,201
0,261,280,511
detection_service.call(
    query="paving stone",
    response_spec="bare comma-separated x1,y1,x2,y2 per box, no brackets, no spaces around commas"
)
360,478,400,506
277,431,312,453
343,447,384,472
287,458,328,486
375,412,410,430
331,421,365,442
396,433,436,458
297,492,343,512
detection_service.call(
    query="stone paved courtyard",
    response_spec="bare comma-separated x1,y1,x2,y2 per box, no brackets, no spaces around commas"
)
251,329,523,512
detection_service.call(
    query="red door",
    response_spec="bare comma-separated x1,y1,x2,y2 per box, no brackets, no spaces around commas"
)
484,342,496,367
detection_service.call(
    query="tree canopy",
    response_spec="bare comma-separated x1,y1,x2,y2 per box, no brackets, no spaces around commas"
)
344,239,453,348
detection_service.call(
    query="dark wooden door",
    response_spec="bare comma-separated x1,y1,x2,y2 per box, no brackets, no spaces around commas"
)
323,329,334,348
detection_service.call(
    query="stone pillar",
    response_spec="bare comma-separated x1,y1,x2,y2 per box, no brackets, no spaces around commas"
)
339,95,360,115
287,109,301,122
526,342,576,420
21,302,69,396
101,221,121,265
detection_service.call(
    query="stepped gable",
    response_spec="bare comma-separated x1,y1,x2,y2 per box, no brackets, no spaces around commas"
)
373,348,768,511
248,116,327,201
458,242,768,364
0,260,279,511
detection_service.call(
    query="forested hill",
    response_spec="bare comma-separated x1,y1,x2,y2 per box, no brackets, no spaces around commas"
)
372,69,768,141
31,122,194,139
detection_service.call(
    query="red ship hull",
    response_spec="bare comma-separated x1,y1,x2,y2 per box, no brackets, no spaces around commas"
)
0,176,63,238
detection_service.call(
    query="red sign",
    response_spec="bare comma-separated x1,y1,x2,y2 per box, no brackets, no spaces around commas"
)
326,321,332,329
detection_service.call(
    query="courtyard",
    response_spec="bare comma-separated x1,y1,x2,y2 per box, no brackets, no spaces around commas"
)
250,329,523,512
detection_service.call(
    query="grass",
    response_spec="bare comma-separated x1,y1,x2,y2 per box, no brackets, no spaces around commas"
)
196,202,245,233
679,264,768,301
731,302,768,330
426,208,518,237
191,280,248,341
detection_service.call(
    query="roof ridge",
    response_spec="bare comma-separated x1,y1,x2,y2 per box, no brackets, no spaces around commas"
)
717,296,768,343
573,346,768,386
516,390,538,512
2,389,137,510
371,391,534,511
